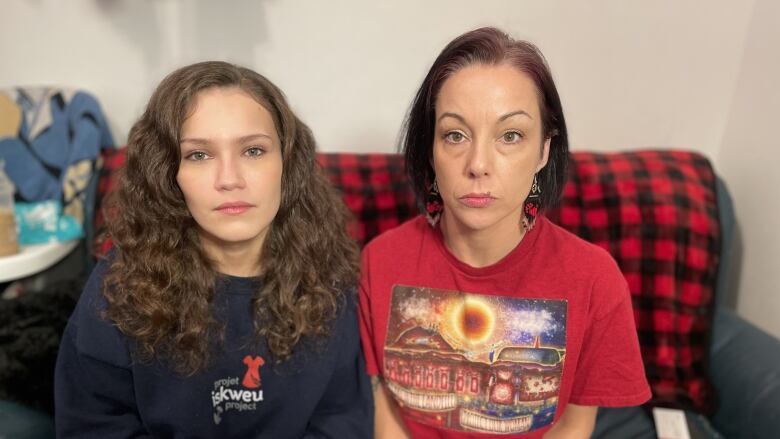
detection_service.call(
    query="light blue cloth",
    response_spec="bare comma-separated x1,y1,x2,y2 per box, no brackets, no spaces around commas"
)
14,200,83,244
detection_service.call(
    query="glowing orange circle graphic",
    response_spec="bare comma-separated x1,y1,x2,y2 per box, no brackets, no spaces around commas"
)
450,298,495,345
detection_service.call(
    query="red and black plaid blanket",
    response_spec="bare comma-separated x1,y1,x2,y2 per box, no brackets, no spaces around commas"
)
97,148,720,414
547,151,719,414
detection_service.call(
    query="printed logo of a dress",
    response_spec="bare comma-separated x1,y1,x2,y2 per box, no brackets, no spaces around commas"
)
242,355,265,388
211,355,266,425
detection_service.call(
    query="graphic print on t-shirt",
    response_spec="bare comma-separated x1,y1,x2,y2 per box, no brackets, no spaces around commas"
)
384,285,567,435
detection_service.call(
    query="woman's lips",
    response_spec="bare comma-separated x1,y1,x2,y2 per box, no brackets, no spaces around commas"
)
215,202,254,215
458,194,495,208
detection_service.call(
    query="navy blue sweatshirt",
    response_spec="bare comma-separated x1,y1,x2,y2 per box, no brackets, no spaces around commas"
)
55,259,373,438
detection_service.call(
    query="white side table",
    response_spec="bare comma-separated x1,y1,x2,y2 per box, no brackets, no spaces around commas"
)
0,240,79,283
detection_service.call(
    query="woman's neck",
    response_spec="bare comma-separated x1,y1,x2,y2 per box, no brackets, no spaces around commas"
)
439,212,526,268
200,234,264,277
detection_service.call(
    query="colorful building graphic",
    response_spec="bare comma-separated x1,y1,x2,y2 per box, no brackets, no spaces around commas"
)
384,285,568,434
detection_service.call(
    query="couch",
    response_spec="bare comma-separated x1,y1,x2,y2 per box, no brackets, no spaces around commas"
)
2,148,779,439
318,150,780,439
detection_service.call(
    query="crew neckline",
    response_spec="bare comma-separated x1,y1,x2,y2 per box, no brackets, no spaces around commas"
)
431,216,546,277
217,273,262,295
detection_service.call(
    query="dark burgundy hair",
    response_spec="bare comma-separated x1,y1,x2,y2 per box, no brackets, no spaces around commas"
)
402,27,569,212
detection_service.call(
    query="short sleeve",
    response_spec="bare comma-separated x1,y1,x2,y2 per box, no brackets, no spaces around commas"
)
569,270,652,406
358,246,381,376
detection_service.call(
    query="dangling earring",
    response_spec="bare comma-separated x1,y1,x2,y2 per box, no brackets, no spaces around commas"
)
425,179,444,227
522,174,541,231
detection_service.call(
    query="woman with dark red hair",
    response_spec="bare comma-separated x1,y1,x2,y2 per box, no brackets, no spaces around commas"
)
360,27,651,438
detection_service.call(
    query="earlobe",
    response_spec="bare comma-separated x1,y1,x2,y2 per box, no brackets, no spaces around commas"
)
537,138,551,172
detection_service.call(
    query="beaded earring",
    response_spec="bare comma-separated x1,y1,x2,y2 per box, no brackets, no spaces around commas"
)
425,179,444,226
522,173,541,231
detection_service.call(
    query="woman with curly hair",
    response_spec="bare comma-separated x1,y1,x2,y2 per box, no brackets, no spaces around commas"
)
55,61,372,438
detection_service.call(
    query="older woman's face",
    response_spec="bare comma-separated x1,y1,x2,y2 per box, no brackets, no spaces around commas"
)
177,87,283,256
433,63,549,237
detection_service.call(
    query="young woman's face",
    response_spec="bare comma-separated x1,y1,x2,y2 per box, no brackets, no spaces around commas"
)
177,87,283,254
433,63,549,236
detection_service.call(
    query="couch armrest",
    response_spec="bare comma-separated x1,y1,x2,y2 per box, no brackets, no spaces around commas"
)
0,399,54,439
709,307,780,438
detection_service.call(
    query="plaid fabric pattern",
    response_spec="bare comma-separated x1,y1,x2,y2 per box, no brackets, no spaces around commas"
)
545,150,719,414
94,146,126,255
94,148,719,413
317,153,417,246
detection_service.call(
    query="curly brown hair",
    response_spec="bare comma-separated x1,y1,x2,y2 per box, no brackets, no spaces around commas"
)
102,61,359,375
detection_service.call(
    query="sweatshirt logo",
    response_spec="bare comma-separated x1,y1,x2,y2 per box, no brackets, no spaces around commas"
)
212,355,266,425
242,355,265,388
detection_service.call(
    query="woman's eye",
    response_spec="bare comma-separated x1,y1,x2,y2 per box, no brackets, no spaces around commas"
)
444,131,466,143
245,147,265,157
186,151,209,161
502,131,523,143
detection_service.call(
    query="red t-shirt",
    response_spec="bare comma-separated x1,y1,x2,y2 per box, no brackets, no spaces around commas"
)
359,215,651,438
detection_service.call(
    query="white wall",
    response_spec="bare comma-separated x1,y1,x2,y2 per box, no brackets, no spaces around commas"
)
2,0,778,337
0,0,753,155
716,0,780,338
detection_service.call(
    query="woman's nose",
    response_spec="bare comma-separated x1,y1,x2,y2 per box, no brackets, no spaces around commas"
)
215,158,246,190
466,139,491,178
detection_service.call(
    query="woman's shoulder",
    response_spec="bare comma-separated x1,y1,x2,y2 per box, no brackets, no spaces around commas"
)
363,214,429,254
64,255,133,367
333,287,359,327
538,217,630,311
539,216,622,274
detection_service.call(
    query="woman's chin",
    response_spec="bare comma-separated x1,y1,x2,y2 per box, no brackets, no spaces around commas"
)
443,210,521,236
197,225,269,248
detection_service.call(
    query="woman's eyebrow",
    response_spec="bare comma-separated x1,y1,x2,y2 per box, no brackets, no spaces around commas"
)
180,133,273,145
237,133,273,143
180,137,209,145
437,112,467,124
499,110,532,121
437,110,532,124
